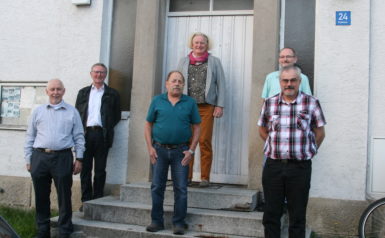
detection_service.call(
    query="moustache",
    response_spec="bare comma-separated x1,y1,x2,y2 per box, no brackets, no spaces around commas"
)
284,86,295,90
172,86,181,90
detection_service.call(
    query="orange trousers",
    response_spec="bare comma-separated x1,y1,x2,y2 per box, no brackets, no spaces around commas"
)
189,104,215,181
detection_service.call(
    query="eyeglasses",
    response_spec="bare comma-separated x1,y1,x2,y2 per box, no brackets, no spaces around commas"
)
92,71,107,74
279,55,295,59
281,79,299,84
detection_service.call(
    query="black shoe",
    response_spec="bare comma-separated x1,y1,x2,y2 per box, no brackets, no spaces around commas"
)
36,231,50,238
146,223,164,232
199,180,209,188
173,224,188,235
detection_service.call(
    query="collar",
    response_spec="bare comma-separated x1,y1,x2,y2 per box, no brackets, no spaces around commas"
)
47,100,67,110
278,92,303,105
91,84,105,92
161,92,186,101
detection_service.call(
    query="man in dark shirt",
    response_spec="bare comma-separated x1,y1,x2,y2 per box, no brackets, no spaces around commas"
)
75,63,121,208
144,71,201,235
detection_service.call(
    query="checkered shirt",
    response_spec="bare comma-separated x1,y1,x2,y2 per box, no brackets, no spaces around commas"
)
257,92,326,160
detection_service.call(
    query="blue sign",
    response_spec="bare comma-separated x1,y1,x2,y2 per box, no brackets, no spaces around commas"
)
336,11,351,25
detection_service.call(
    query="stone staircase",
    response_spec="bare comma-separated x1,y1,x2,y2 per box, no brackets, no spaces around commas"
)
52,182,264,237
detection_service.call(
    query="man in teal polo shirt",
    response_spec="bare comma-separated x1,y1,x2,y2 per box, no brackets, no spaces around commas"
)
262,47,312,99
144,70,201,235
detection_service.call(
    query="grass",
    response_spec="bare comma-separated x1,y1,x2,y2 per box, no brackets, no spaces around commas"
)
0,205,58,238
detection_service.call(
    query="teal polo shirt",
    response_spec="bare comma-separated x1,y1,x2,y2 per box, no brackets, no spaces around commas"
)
261,71,312,98
146,93,201,144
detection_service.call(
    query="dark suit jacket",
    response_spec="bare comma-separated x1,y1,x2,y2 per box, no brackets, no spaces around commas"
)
75,84,121,148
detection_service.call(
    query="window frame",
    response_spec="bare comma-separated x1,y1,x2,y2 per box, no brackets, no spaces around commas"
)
0,81,47,130
167,0,254,16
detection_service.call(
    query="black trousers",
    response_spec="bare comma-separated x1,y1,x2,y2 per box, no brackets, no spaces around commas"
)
81,129,109,202
30,150,73,238
262,158,312,238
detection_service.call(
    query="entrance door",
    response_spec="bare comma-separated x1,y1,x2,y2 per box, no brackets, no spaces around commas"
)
164,3,253,184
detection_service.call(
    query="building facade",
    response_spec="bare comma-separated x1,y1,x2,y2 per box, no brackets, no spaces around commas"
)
0,0,384,236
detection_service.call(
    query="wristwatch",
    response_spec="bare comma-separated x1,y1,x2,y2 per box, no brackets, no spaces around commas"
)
188,149,195,155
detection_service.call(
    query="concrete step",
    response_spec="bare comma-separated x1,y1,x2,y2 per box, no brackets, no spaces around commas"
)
120,182,257,211
83,196,264,237
51,212,261,238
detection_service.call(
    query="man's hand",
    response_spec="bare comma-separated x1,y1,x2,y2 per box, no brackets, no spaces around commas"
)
313,126,325,148
181,150,193,166
148,146,158,165
213,106,223,118
259,126,268,141
145,121,158,164
73,160,82,175
26,164,31,172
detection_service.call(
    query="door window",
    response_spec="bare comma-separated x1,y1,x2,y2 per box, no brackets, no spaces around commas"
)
169,0,253,12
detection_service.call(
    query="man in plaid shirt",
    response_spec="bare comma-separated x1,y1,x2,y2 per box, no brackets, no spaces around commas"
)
258,65,326,238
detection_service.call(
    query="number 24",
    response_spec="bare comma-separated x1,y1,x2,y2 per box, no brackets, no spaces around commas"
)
338,13,348,21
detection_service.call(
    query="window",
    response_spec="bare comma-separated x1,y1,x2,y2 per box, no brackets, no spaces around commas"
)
108,0,137,111
213,0,253,11
281,0,315,90
169,0,253,12
1,87,21,118
170,0,209,12
0,82,46,128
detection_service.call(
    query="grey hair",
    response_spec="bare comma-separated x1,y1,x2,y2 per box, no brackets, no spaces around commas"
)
91,63,108,73
279,65,302,80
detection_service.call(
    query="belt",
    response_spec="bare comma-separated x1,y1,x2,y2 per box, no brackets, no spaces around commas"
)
35,148,72,153
154,141,189,150
87,126,103,130
267,158,310,163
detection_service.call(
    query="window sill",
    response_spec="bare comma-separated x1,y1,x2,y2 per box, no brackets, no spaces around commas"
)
0,125,27,131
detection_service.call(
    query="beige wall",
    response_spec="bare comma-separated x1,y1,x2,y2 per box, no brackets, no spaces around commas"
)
126,0,167,183
248,0,281,190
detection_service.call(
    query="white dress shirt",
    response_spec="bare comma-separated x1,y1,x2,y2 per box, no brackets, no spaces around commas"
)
87,84,104,127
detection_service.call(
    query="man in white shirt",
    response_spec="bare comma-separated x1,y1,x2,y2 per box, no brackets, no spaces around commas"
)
25,79,85,238
75,63,121,209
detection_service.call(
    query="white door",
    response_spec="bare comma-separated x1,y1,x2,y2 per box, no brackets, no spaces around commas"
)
164,14,253,184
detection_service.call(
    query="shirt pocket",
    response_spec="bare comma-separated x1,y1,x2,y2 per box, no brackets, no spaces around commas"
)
62,117,75,136
268,115,280,131
297,113,311,131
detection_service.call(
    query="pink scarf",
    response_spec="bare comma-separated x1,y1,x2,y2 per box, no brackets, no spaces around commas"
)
189,51,209,65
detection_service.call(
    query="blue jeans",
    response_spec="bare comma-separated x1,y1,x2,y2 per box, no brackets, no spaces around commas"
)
150,143,189,227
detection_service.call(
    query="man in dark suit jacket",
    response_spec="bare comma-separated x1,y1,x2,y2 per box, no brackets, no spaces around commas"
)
75,63,121,209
